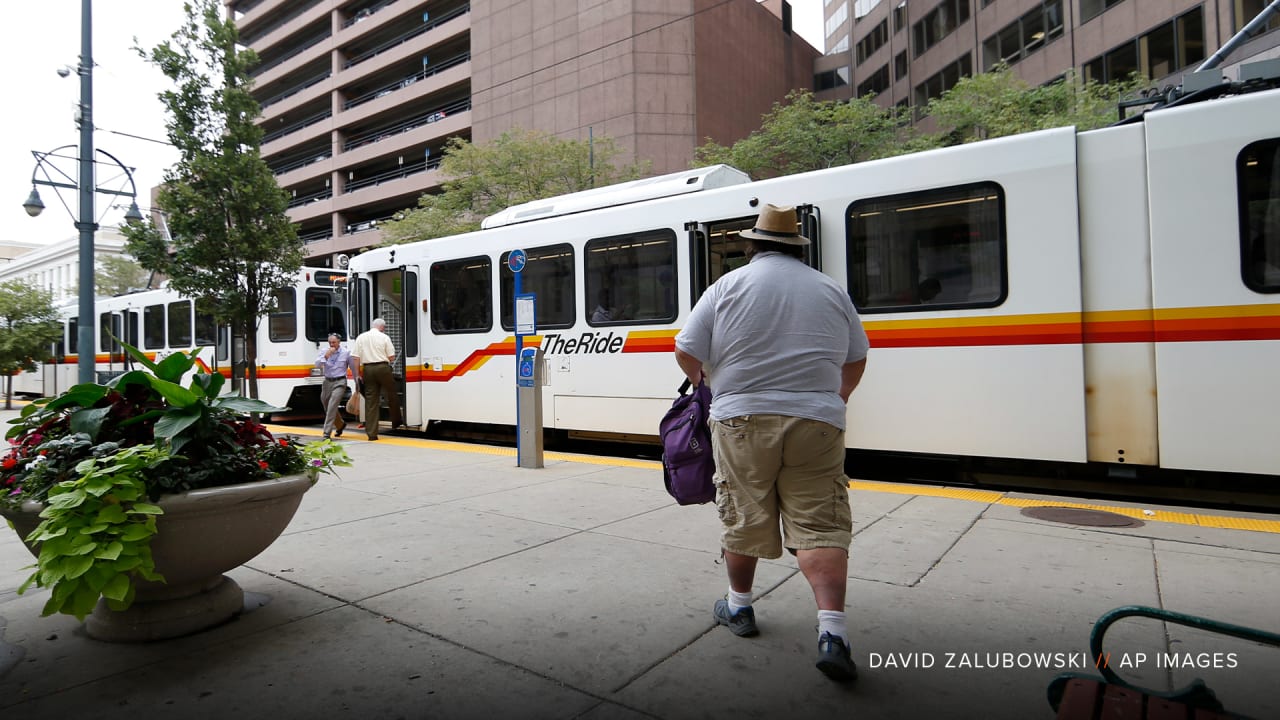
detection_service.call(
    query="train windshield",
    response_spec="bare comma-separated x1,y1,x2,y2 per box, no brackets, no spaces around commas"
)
306,285,348,341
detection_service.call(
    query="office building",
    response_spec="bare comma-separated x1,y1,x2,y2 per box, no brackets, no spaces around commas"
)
226,0,818,266
816,0,1280,113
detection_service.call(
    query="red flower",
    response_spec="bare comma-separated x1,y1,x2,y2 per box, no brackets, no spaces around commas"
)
279,439,288,446
258,460,268,470
2,457,15,470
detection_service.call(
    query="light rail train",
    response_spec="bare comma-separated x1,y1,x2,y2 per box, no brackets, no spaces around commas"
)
12,268,349,418
360,76,1274,495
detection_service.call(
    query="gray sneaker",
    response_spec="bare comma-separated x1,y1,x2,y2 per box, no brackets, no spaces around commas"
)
713,598,759,637
816,631,858,683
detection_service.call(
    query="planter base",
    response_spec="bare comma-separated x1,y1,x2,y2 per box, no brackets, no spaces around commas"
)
85,575,244,643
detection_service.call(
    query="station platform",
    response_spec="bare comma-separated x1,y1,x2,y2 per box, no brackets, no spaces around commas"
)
2,417,1278,719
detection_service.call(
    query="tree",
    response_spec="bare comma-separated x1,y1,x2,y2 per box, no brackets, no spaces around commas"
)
693,90,937,179
95,255,151,296
123,0,303,398
926,66,1146,143
381,129,650,243
0,280,62,410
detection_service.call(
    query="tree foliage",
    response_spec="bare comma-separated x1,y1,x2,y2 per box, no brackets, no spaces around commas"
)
691,72,1142,179
0,280,62,409
122,0,303,397
382,129,650,243
926,66,1146,143
95,255,150,296
693,90,937,179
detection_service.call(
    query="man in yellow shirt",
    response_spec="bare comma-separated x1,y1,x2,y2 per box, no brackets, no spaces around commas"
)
351,317,400,440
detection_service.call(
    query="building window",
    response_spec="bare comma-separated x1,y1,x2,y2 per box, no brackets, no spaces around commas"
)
1081,0,1126,25
1237,0,1280,36
893,2,907,33
816,66,851,90
826,3,849,37
855,0,882,20
830,34,850,54
858,64,891,97
856,19,890,66
431,256,492,334
585,230,676,326
912,0,971,59
1082,7,1204,83
894,50,908,81
913,53,972,108
847,182,1007,312
982,1,1064,71
1239,139,1280,293
500,245,575,331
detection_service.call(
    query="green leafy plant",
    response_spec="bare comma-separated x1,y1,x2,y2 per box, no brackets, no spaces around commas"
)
18,445,170,618
2,340,352,619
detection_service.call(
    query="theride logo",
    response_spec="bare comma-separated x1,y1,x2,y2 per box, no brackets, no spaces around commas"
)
540,332,625,355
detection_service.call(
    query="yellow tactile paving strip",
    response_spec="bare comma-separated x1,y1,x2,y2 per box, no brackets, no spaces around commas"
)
269,425,1280,535
849,480,1280,534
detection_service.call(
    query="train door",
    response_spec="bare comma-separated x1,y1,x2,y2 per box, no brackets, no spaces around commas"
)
1144,90,1280,475
352,266,418,428
687,203,821,303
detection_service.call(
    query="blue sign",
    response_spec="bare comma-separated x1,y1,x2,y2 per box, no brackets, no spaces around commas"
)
508,249,527,273
517,347,538,387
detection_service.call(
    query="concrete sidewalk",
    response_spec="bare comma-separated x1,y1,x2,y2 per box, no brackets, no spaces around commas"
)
2,427,1278,719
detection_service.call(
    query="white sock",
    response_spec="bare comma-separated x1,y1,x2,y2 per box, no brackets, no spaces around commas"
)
727,588,753,613
817,609,847,643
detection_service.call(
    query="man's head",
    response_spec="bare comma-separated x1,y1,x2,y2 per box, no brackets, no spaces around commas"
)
740,204,808,259
739,204,808,246
327,333,341,347
372,318,387,331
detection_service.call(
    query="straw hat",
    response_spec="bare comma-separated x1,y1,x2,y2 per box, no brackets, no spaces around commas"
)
738,204,809,245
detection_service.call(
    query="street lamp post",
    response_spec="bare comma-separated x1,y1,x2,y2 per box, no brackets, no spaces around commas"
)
20,0,142,385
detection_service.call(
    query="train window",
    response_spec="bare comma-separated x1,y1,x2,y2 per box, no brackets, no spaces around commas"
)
499,244,575,331
168,301,193,347
143,304,165,350
67,317,78,355
431,256,492,334
269,288,297,342
305,287,347,341
195,308,217,347
125,312,140,350
403,271,418,357
99,313,122,353
846,182,1007,312
585,230,676,326
1239,138,1280,293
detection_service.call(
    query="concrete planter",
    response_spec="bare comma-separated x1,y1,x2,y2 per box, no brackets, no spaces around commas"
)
2,473,314,642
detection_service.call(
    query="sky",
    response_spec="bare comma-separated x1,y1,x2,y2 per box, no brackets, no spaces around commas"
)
1,1,824,247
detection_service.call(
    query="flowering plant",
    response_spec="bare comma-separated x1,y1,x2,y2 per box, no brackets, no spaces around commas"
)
0,340,350,618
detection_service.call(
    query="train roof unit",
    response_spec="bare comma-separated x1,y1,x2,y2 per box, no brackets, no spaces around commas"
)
480,164,751,230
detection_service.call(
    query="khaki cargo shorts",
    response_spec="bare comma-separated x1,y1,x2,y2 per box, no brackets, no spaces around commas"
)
710,414,852,559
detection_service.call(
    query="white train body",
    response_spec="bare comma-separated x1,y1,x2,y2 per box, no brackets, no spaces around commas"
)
11,269,349,415
348,85,1279,477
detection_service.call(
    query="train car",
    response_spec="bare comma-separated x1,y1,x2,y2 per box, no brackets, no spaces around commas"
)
11,268,349,418
346,75,1279,488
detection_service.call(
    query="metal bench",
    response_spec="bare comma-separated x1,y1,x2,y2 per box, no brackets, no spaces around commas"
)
1048,606,1280,720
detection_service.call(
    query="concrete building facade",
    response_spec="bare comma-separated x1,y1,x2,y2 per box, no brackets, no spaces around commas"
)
0,228,130,303
815,0,1280,111
226,0,818,266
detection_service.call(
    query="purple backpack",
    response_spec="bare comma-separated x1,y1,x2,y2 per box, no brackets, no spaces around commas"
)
659,379,716,505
